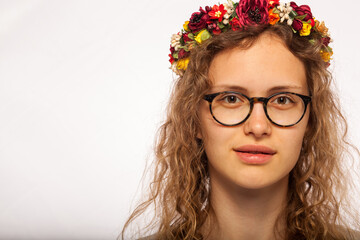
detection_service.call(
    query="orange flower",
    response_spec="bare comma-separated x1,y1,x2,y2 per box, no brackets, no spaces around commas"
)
269,8,280,25
320,49,333,63
315,20,329,37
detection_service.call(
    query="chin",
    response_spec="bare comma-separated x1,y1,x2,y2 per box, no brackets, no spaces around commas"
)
233,173,290,191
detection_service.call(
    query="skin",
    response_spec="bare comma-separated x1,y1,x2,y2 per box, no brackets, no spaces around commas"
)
198,32,310,240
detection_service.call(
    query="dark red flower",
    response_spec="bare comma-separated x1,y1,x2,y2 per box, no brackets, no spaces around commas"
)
230,18,242,31
236,0,269,25
182,33,191,43
178,49,190,59
322,37,331,47
292,19,303,31
188,7,212,32
170,46,175,54
290,2,313,21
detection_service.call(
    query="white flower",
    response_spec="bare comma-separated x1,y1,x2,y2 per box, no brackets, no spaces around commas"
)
171,62,179,74
171,33,182,51
223,0,234,25
224,0,234,13
287,18,293,26
278,3,293,25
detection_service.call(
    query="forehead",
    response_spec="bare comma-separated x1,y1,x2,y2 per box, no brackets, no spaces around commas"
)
209,33,307,94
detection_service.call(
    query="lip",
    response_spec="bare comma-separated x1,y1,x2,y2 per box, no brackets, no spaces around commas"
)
233,145,276,164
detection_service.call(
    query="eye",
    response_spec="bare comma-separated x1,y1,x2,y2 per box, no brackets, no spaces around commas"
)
223,95,241,104
272,95,295,105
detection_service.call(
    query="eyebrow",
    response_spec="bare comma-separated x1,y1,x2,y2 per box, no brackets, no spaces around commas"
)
212,84,304,94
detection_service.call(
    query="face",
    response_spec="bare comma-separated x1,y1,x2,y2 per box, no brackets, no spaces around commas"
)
198,33,309,190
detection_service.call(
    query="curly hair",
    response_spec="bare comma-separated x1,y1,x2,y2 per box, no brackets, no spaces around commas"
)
121,24,359,240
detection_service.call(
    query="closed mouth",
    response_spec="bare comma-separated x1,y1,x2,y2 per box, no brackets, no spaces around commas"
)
233,145,276,155
235,151,274,155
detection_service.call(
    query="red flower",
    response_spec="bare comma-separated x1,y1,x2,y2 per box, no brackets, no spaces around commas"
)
230,18,242,31
290,2,313,21
182,33,192,43
292,19,303,31
178,49,190,59
213,29,222,35
207,22,222,34
208,4,227,22
236,0,269,25
169,54,175,64
188,7,212,32
308,18,315,27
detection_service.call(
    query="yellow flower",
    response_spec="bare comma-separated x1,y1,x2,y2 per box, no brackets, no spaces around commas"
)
176,58,190,70
183,21,190,32
300,22,312,36
195,29,211,44
320,50,333,62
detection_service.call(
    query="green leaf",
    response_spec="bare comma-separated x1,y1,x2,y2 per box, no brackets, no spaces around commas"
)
173,53,178,59
272,8,280,14
289,11,298,19
295,14,306,21
309,39,316,44
218,22,225,29
201,29,211,41
231,10,237,18
188,33,194,40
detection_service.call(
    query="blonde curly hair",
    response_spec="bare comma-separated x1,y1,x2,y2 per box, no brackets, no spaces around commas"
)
121,24,359,240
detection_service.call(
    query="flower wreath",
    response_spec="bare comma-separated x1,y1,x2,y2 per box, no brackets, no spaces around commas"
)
169,0,333,76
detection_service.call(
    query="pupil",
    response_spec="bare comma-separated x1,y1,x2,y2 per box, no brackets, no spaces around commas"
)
227,96,236,103
278,97,285,104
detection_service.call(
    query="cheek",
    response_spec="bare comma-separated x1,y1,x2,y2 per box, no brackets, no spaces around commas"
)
278,116,309,161
202,119,232,150
199,104,234,157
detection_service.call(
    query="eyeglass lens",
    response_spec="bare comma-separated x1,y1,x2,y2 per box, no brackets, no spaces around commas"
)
210,92,306,126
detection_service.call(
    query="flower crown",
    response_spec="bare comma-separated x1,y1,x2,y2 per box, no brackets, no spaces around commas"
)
169,0,333,75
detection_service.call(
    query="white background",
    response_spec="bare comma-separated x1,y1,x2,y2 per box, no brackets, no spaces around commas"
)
0,0,359,239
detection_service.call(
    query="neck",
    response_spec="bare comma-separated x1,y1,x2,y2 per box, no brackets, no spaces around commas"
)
202,174,289,240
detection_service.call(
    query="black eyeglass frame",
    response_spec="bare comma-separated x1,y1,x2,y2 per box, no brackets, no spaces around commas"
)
203,91,312,127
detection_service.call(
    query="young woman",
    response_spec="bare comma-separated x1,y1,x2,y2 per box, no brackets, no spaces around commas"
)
122,0,360,239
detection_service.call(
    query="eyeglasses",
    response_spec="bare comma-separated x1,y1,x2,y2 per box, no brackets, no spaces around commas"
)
203,91,311,127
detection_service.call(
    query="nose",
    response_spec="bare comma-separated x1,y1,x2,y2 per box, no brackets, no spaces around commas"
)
243,101,271,138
